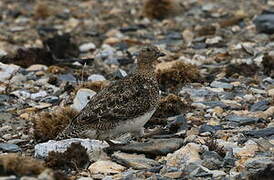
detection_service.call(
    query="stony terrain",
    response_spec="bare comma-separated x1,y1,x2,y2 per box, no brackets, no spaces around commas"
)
0,0,274,179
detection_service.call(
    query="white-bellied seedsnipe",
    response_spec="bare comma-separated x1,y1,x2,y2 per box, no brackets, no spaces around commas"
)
56,45,165,140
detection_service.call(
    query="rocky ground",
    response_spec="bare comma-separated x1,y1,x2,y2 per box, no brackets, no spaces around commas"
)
0,0,274,179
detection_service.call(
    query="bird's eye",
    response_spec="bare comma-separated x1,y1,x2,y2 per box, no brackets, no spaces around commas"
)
146,48,151,51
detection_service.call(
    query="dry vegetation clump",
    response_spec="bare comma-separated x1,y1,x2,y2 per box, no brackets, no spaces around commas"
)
142,0,182,20
0,48,54,68
75,80,110,93
32,106,78,142
0,153,45,176
156,60,201,90
34,2,52,19
205,136,226,158
45,142,90,171
262,54,274,77
225,63,259,77
153,94,190,118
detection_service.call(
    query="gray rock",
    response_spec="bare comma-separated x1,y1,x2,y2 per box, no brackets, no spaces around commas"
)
41,96,59,104
105,138,184,156
0,176,17,180
30,90,48,100
222,150,235,168
197,101,227,108
112,152,159,170
34,138,108,158
88,74,106,82
245,157,274,175
199,124,223,134
250,100,269,112
79,42,96,52
0,63,20,82
71,88,96,112
201,151,223,170
166,115,188,133
244,127,274,137
58,74,77,83
254,12,274,34
7,139,27,145
0,49,7,57
0,143,21,152
210,81,233,89
114,69,127,79
180,88,218,99
226,115,261,125
189,165,213,178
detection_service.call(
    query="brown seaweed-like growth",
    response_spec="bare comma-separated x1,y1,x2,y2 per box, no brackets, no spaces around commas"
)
156,60,200,90
142,0,182,20
225,63,259,77
262,54,274,77
34,2,52,19
32,106,78,142
154,94,190,118
0,154,45,176
45,142,89,171
205,136,226,158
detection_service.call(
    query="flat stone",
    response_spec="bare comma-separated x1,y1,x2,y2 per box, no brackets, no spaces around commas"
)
201,151,223,170
225,115,261,125
88,160,126,175
34,138,108,158
210,81,233,89
88,74,106,82
26,64,48,71
105,138,184,156
0,176,17,180
244,127,274,137
222,151,235,168
0,143,21,152
163,143,204,167
58,73,77,83
245,157,274,175
199,124,223,134
0,62,20,82
79,42,96,52
250,100,270,112
112,152,159,170
71,88,96,112
30,91,48,100
197,101,228,108
114,69,127,79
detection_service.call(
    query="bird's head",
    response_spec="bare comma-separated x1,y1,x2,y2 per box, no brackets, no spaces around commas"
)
137,45,165,65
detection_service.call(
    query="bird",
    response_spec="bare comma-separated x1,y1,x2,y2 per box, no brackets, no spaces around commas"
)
56,45,165,141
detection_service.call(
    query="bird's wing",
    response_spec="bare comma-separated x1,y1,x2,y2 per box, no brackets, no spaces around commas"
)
74,74,158,130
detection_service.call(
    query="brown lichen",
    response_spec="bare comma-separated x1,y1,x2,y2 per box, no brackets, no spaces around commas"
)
156,60,201,91
262,54,274,77
225,63,259,77
32,106,78,142
154,94,190,118
45,142,89,171
0,154,45,176
142,0,182,20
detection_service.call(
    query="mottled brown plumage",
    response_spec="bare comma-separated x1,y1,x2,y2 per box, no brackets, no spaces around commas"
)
56,45,165,140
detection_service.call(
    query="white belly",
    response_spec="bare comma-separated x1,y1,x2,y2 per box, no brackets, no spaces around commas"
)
84,108,156,140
